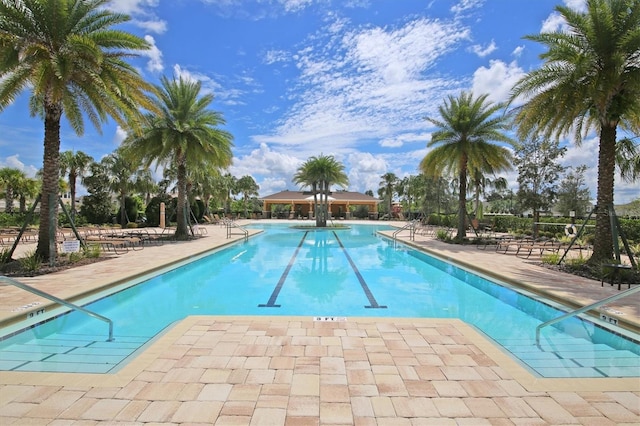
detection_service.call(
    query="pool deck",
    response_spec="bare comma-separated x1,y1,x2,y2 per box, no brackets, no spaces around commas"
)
0,220,638,425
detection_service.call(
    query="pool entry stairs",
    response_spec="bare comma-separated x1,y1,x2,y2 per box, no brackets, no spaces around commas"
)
0,332,146,373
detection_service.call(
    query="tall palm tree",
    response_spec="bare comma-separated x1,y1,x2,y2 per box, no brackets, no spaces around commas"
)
14,174,40,214
379,173,398,218
420,92,513,240
0,0,156,260
293,154,348,227
59,150,94,221
123,75,234,239
509,0,640,262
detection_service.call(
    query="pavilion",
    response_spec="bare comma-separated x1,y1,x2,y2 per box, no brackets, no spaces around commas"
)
260,190,380,219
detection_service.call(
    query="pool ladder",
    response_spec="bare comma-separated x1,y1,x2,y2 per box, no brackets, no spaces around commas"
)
225,220,248,241
392,220,419,241
535,284,640,348
0,275,114,342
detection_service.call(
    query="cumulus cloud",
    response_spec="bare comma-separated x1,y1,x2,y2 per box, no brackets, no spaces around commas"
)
0,155,38,177
472,59,525,104
541,0,587,33
346,152,388,193
141,35,164,73
107,0,167,34
469,40,497,57
230,143,303,190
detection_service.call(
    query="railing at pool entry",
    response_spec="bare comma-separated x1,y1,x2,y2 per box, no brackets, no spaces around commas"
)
224,219,248,241
0,275,114,342
536,284,640,348
392,219,419,241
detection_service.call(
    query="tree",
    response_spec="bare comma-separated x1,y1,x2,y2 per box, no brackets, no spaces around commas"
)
80,162,113,224
235,175,260,218
102,149,142,227
514,138,566,236
509,0,640,262
378,173,398,218
0,0,155,260
293,154,349,227
616,138,640,184
123,75,233,239
59,150,94,221
555,165,592,218
0,167,25,213
420,92,513,240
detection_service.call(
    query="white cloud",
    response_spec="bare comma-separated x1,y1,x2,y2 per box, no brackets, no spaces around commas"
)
469,40,497,57
279,0,313,13
541,12,567,33
541,0,587,33
451,0,484,15
264,49,290,65
141,35,163,73
472,59,526,104
134,19,167,34
107,0,167,34
113,126,128,146
379,133,430,149
0,155,38,177
346,152,388,193
254,16,469,149
512,45,525,57
230,143,303,191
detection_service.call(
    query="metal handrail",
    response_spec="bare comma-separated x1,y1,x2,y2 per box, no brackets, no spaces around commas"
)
0,275,114,341
535,284,640,347
225,221,248,241
392,220,418,241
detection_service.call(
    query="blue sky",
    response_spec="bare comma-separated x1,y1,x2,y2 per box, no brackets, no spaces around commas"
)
0,0,637,203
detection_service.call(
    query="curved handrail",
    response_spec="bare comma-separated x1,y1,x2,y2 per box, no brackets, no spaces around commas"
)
225,220,248,241
392,220,419,241
535,284,640,348
0,275,114,341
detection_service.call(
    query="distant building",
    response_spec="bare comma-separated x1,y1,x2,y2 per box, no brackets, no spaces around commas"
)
260,190,380,219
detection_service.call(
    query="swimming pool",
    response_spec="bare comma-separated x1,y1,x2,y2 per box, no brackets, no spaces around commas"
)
1,223,638,377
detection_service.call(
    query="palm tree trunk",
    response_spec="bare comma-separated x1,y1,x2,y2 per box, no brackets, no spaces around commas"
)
70,172,77,220
456,158,468,240
590,124,616,263
175,161,189,239
36,102,62,261
120,192,127,228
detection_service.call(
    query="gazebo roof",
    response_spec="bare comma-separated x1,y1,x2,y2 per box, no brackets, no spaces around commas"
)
261,190,380,203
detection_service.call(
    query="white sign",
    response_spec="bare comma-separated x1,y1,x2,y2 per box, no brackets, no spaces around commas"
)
62,239,81,253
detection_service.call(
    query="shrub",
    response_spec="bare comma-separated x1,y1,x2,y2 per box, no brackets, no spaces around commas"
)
19,249,42,273
84,244,101,258
541,253,561,265
435,229,451,241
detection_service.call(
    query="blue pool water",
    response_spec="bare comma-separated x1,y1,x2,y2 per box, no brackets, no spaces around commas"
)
1,223,638,377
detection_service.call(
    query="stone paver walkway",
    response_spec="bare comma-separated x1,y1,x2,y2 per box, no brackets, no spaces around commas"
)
0,221,638,425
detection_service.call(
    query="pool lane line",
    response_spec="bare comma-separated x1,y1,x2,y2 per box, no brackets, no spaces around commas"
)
258,231,308,308
332,231,387,309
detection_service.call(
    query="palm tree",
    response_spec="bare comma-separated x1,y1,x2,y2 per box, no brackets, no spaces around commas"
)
379,173,398,218
293,154,349,227
0,167,26,214
509,0,640,262
102,149,141,227
616,138,640,184
420,92,513,240
123,75,233,239
14,174,40,214
0,0,155,260
235,175,260,218
59,150,94,221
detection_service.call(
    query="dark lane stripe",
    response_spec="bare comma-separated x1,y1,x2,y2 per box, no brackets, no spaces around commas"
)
258,231,308,307
333,231,387,309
